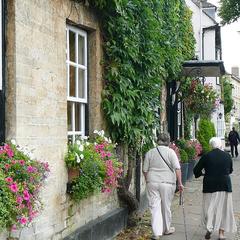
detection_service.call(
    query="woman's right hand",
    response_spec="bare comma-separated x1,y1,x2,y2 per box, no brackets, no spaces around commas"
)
178,184,184,192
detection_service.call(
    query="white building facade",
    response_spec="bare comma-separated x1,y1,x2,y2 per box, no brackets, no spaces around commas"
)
186,0,225,140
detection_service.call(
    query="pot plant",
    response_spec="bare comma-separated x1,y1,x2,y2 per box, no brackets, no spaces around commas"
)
179,148,189,186
65,130,123,201
185,144,196,181
0,141,50,239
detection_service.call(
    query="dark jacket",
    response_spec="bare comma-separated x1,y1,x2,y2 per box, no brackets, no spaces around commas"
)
193,148,233,193
228,130,240,145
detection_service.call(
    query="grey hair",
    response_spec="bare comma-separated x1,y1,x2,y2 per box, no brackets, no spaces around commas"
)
157,132,170,146
209,137,222,149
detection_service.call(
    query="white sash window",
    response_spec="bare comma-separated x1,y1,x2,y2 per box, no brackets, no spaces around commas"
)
66,25,88,142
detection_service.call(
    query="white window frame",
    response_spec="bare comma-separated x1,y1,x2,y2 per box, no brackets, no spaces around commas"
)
66,25,88,142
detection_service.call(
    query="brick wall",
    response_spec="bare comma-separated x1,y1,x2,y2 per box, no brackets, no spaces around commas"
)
3,0,119,239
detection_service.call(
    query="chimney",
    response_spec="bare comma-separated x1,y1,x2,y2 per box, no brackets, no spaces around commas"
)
232,67,239,77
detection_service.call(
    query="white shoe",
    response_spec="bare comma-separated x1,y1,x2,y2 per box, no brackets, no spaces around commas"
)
164,226,175,235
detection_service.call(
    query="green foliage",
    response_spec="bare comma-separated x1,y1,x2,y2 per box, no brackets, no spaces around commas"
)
87,0,195,150
179,149,188,163
197,119,216,154
185,146,196,160
0,172,16,230
175,138,196,161
219,0,240,25
222,76,233,115
69,160,104,201
65,131,122,201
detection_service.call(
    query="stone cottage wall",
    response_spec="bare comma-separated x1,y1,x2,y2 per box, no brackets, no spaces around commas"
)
2,0,120,239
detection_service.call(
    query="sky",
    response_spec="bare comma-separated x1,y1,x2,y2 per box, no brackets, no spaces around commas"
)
208,0,240,74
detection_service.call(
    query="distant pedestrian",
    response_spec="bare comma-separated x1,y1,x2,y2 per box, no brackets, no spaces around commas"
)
143,132,184,240
228,127,240,158
193,137,237,240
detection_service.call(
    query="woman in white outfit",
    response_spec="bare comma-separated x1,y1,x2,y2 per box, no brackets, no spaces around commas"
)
193,137,237,240
143,132,184,240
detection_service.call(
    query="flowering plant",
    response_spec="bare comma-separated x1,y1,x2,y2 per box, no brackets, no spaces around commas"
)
183,79,218,116
65,130,123,201
0,141,50,233
187,139,202,159
169,142,180,160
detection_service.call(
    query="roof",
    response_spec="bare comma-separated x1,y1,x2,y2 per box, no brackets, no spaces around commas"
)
191,0,217,9
191,0,217,24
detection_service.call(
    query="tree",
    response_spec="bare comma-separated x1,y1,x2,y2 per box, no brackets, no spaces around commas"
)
219,0,240,25
222,76,233,115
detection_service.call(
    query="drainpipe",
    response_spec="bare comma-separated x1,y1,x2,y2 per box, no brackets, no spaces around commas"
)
0,0,6,144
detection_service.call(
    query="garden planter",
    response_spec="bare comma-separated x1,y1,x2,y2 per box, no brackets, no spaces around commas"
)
187,159,196,181
180,162,189,186
68,168,80,182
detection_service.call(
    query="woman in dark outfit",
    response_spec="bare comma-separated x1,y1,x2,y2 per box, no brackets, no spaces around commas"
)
193,137,236,240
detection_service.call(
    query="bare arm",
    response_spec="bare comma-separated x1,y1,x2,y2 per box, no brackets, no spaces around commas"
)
176,169,184,192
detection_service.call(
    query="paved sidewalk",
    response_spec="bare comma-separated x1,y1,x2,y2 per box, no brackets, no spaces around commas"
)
116,154,240,240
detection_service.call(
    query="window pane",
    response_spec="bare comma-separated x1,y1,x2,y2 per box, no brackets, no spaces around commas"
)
70,66,76,97
67,102,72,131
68,135,73,144
69,30,75,62
78,35,85,65
78,69,85,98
75,103,81,131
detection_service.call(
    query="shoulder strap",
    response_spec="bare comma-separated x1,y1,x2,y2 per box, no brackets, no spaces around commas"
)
156,147,174,173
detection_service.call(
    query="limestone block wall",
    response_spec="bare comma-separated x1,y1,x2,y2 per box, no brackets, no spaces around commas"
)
3,0,119,239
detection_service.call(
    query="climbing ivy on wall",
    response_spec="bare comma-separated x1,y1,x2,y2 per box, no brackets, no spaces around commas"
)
86,0,195,149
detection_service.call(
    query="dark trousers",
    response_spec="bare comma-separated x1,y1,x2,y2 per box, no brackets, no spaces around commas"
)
230,144,238,157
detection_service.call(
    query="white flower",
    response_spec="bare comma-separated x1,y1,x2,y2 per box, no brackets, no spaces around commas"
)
93,130,99,134
80,154,84,159
76,140,81,145
81,136,88,140
11,139,16,145
75,153,81,163
79,145,84,151
86,142,90,146
99,130,105,137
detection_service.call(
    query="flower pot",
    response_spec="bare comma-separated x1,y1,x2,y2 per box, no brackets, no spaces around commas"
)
180,162,189,186
68,168,80,182
187,159,196,181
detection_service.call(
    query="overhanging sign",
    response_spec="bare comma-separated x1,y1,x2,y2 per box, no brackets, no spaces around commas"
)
182,60,226,77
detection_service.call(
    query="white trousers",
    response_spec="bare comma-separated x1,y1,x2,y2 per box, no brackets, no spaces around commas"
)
147,182,175,236
202,192,237,233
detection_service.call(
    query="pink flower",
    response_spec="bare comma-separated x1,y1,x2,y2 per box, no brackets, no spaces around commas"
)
4,164,10,170
5,177,13,183
106,152,112,157
27,166,36,173
6,149,14,158
19,217,28,225
9,183,18,193
43,162,50,171
19,160,25,166
23,190,30,201
11,225,17,231
16,196,23,204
